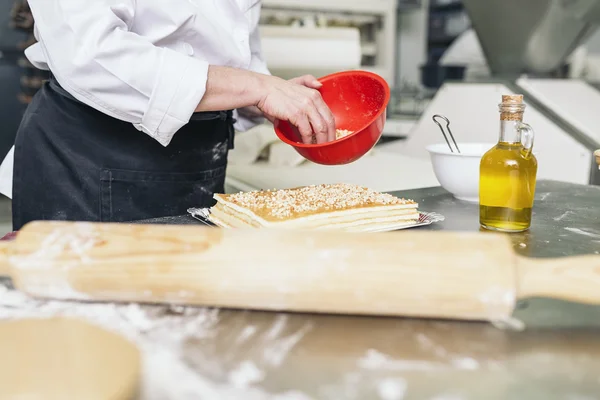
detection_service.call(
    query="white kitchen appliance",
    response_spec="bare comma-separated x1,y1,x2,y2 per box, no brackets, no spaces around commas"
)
260,0,399,84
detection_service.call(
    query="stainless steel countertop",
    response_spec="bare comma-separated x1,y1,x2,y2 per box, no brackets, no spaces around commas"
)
3,180,600,399
133,179,600,399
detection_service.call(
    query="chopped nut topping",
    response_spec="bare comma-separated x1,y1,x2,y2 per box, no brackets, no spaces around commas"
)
335,129,354,139
224,184,416,219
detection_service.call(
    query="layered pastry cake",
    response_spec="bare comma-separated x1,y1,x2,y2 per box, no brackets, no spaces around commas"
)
208,183,419,232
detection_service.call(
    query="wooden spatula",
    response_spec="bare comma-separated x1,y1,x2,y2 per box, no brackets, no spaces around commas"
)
0,317,140,400
0,221,598,322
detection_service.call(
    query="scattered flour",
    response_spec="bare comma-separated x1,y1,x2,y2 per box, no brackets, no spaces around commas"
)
236,325,259,344
358,349,444,371
564,227,600,239
229,361,266,388
263,316,314,367
358,348,499,373
0,284,313,400
376,378,407,400
553,211,573,222
450,357,479,370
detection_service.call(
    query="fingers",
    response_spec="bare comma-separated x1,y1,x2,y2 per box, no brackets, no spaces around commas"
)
307,107,328,144
290,112,314,144
298,91,325,144
290,75,322,89
290,89,334,144
309,91,336,142
257,76,335,144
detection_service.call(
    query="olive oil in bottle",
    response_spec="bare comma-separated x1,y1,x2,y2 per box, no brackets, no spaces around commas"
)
479,94,538,232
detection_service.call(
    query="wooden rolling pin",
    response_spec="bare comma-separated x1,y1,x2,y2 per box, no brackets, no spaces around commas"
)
0,221,599,322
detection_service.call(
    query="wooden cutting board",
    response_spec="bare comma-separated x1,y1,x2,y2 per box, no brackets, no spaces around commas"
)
0,317,140,400
0,220,598,322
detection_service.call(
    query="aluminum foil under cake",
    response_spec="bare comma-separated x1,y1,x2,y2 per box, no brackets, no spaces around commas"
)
187,208,445,233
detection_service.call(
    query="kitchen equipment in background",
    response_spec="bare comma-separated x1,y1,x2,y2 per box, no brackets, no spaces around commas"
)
461,0,600,76
595,149,600,167
389,83,435,118
224,150,440,195
274,70,390,165
427,0,471,65
260,0,398,85
432,114,460,153
425,142,491,203
430,0,462,7
420,63,466,88
428,4,470,43
383,82,598,187
3,220,600,322
259,25,361,80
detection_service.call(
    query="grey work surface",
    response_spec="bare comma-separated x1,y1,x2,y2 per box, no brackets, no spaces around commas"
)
2,180,599,399
133,180,600,399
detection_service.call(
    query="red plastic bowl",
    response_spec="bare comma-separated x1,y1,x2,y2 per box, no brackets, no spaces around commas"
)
274,70,391,165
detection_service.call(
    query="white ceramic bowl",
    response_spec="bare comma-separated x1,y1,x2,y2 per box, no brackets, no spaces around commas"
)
425,142,495,203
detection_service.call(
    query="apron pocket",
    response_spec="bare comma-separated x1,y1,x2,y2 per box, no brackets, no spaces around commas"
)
100,166,226,222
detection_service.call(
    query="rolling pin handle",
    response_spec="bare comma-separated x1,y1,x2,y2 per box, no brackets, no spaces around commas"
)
517,255,600,305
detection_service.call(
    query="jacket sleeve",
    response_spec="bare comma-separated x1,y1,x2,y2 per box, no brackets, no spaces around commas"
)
27,0,209,146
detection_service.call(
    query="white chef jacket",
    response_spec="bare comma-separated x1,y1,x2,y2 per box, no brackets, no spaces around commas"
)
0,0,271,199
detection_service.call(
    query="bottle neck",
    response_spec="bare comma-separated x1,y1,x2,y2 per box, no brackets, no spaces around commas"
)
498,102,525,144
498,120,522,144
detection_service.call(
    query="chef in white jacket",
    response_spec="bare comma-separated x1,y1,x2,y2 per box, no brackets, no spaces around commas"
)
4,0,336,230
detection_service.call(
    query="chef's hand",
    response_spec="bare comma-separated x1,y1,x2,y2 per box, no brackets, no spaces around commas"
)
256,75,336,144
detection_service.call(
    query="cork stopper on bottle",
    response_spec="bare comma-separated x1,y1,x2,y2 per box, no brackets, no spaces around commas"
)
502,94,523,104
500,94,525,121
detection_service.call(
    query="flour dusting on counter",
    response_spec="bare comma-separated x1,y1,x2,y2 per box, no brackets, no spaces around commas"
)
358,348,501,373
263,316,314,367
376,378,407,400
229,361,266,387
553,211,573,222
358,349,445,371
0,285,313,400
564,227,600,239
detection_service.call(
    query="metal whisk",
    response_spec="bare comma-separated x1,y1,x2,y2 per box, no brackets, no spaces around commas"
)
432,114,460,153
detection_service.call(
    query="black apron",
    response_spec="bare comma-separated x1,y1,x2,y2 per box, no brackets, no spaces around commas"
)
12,77,234,230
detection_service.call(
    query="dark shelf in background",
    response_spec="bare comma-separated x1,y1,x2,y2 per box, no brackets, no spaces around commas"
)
428,36,458,46
0,48,24,65
398,0,422,10
426,0,468,67
429,2,463,12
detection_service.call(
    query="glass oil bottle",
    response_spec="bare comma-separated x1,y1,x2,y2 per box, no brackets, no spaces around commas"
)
479,94,538,232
